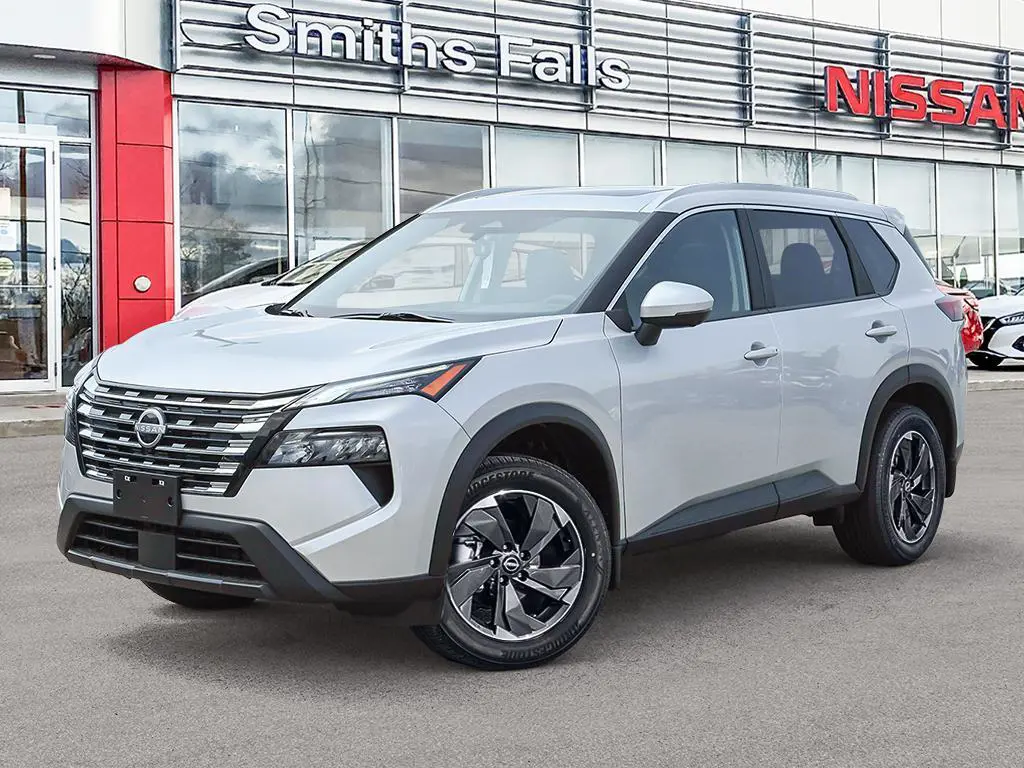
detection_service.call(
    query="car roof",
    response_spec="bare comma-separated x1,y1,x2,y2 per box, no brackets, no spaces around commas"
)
428,183,896,225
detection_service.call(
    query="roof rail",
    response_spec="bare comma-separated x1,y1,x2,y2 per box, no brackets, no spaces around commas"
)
659,182,858,208
424,186,547,212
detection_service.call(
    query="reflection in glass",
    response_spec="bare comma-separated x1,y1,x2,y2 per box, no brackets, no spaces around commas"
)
178,102,288,304
996,170,1024,295
398,120,485,219
60,145,93,385
294,111,388,264
877,159,937,275
811,154,873,202
665,143,737,185
0,88,91,138
741,148,808,186
583,136,659,185
938,165,994,289
0,146,48,381
494,129,579,186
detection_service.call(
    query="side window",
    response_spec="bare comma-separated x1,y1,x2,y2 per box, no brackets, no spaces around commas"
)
749,210,857,309
840,217,899,293
624,210,752,322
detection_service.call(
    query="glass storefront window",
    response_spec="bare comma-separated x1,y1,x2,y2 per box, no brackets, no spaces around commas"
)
665,143,737,185
398,120,485,220
811,154,873,203
178,102,288,305
876,159,938,275
59,145,92,385
0,88,90,138
294,111,389,264
996,169,1024,295
583,136,660,186
741,148,808,186
494,128,579,187
938,165,994,292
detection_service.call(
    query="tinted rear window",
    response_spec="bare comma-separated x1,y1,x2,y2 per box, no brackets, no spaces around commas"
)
841,218,899,293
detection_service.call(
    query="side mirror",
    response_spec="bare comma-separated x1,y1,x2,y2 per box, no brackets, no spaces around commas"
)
635,281,714,346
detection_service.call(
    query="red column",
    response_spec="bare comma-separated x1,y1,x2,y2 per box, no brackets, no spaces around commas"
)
98,67,174,349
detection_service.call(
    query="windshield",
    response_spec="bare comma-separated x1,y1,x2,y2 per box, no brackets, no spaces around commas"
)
275,245,363,286
287,210,646,321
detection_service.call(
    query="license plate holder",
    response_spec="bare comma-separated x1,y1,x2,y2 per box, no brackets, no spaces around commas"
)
112,471,180,527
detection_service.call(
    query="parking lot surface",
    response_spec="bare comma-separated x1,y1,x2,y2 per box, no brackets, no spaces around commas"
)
3,391,1022,768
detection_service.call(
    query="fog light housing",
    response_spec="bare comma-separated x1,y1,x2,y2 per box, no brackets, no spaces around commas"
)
258,428,389,467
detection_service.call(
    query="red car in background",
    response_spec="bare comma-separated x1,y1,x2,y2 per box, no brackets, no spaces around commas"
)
937,281,983,354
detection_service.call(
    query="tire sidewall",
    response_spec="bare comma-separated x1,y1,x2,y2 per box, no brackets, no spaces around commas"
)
438,457,611,667
869,406,946,560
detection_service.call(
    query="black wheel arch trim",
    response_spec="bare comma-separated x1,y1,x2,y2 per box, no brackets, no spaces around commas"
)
430,403,621,578
857,364,959,498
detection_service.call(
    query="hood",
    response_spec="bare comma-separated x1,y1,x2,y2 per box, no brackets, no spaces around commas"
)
976,294,1024,319
97,309,562,394
175,284,301,318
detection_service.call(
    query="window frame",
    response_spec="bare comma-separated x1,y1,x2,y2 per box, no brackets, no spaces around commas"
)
834,215,901,296
606,206,769,329
740,207,881,312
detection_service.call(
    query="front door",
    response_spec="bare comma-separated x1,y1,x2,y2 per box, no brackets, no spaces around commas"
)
606,209,783,541
0,137,59,392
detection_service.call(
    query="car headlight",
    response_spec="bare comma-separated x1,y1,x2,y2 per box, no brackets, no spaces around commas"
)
999,312,1024,326
288,360,477,409
258,428,389,467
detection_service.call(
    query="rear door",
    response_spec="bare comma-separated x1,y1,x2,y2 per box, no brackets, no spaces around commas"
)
745,209,909,503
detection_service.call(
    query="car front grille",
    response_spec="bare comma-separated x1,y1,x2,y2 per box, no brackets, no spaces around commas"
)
75,378,305,496
71,514,264,583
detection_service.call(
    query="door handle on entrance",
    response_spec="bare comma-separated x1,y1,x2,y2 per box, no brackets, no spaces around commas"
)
865,322,899,340
744,343,780,363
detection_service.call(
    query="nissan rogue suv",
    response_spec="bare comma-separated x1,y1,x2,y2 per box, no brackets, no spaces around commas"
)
58,184,966,670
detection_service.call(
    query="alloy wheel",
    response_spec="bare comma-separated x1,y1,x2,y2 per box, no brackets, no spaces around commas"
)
445,490,585,641
888,430,937,545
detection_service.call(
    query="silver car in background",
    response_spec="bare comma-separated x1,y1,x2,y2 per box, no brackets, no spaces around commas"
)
58,184,966,669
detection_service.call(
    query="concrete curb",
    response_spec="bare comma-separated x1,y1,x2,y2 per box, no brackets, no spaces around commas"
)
0,379,1020,438
0,419,65,439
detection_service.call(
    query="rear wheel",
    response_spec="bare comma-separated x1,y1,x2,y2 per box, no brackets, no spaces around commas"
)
143,582,255,610
413,455,611,670
834,405,945,566
968,353,1003,370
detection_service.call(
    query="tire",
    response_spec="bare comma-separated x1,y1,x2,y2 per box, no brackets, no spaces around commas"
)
968,353,1003,370
834,405,946,566
143,582,256,610
413,454,612,670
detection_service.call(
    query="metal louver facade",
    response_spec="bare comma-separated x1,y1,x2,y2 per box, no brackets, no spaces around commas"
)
174,0,1024,165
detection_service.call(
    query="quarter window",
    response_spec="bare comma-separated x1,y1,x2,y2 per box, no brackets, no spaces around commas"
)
749,211,857,308
623,210,752,322
840,218,898,294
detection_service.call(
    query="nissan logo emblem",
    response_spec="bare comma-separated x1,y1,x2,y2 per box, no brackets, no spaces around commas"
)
134,407,167,448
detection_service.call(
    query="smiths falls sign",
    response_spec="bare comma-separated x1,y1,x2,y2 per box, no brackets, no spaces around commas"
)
243,3,632,91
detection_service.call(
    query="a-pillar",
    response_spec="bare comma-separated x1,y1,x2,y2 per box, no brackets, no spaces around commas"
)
97,67,174,350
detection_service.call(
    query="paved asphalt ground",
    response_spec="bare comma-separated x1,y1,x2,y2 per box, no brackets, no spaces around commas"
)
3,392,1022,768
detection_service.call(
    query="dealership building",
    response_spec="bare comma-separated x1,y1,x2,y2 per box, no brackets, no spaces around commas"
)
3,0,1024,392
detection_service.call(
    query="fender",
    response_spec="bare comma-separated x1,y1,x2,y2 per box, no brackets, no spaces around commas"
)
857,364,959,496
429,402,621,577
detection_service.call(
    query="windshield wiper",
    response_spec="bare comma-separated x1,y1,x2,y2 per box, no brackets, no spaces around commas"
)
273,306,311,317
333,311,453,323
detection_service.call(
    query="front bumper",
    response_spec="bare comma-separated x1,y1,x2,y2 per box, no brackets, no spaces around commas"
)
57,493,445,623
977,322,1024,360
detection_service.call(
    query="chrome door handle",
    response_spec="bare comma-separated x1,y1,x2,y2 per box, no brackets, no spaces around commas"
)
744,344,780,362
865,323,899,340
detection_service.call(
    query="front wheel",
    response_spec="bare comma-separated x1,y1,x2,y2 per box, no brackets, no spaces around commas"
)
413,455,611,670
968,353,1003,370
834,405,946,566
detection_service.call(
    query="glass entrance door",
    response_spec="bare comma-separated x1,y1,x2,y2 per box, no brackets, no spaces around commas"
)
0,137,58,391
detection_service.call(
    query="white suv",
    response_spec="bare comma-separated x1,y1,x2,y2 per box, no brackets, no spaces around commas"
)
58,184,966,669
